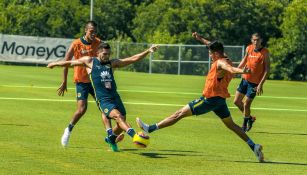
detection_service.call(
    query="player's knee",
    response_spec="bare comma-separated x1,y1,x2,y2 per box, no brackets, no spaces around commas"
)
243,102,251,108
233,99,241,106
173,110,185,120
121,115,126,121
113,114,124,122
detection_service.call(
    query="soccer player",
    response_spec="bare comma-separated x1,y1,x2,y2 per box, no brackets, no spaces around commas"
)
233,33,270,132
48,43,159,151
136,32,264,162
58,21,123,147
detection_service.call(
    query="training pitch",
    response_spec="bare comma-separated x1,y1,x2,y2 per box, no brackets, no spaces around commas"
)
0,65,307,175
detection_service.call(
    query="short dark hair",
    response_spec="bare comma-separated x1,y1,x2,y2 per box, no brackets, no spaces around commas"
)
252,32,262,39
208,40,224,53
85,21,97,29
97,42,111,51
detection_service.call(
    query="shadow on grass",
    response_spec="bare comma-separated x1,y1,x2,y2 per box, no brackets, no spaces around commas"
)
69,146,104,150
122,148,208,159
232,160,307,166
0,123,29,126
253,131,307,136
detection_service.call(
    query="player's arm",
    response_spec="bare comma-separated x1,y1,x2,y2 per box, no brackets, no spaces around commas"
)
237,47,249,68
192,32,211,45
111,45,158,68
255,52,270,95
218,59,251,74
57,44,74,96
47,56,92,68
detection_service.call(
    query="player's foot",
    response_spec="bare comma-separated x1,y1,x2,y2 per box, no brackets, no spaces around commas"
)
115,133,125,143
136,117,149,133
61,127,71,147
253,144,264,162
242,125,247,132
105,135,119,152
246,116,256,132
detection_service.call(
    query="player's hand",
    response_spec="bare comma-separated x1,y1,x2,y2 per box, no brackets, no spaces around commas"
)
254,85,263,96
242,65,251,74
57,81,67,96
192,32,203,41
148,44,159,53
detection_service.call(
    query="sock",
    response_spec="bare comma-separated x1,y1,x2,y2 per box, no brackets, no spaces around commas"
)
247,139,255,150
68,123,74,132
148,124,159,133
243,116,250,126
126,128,136,138
106,128,114,137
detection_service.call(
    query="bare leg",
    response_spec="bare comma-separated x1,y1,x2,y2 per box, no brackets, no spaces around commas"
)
109,109,132,134
243,97,254,117
233,91,245,113
221,116,249,141
157,105,193,129
70,100,88,125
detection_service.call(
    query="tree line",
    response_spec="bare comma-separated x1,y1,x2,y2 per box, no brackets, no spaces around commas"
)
1,0,306,80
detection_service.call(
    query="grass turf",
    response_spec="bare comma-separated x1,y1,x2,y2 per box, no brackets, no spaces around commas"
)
0,64,307,175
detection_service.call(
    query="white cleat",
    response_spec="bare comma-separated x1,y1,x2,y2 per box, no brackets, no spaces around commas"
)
61,128,71,147
254,144,264,162
136,117,149,133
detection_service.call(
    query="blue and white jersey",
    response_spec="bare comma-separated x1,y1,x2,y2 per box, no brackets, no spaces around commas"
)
89,58,119,100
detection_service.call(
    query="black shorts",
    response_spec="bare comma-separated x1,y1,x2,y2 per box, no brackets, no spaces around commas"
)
76,83,95,100
188,96,230,119
97,96,126,118
236,79,258,99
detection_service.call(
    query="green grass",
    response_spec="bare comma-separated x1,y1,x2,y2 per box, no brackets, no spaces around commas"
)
0,64,307,175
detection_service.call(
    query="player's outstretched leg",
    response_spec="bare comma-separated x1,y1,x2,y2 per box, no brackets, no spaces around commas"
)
136,118,150,133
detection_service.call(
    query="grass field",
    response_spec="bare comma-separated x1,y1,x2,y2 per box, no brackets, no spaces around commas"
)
0,64,307,175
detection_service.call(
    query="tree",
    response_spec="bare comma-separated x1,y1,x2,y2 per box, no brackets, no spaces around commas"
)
268,0,307,80
94,0,137,41
132,0,288,45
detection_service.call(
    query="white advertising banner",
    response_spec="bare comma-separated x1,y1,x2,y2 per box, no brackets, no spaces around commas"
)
0,34,73,64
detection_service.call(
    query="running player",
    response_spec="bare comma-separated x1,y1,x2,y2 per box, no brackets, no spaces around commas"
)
136,32,264,162
48,43,159,151
233,33,270,132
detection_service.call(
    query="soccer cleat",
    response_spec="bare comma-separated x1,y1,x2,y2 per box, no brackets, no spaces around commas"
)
136,117,149,133
246,116,256,132
105,135,119,152
253,144,264,162
242,125,248,132
61,127,71,147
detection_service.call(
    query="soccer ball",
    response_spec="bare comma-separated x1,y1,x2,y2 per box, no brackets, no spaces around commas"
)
133,132,150,148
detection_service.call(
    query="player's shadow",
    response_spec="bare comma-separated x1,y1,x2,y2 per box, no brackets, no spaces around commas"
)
253,131,307,136
122,149,209,159
0,123,29,126
232,160,307,166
